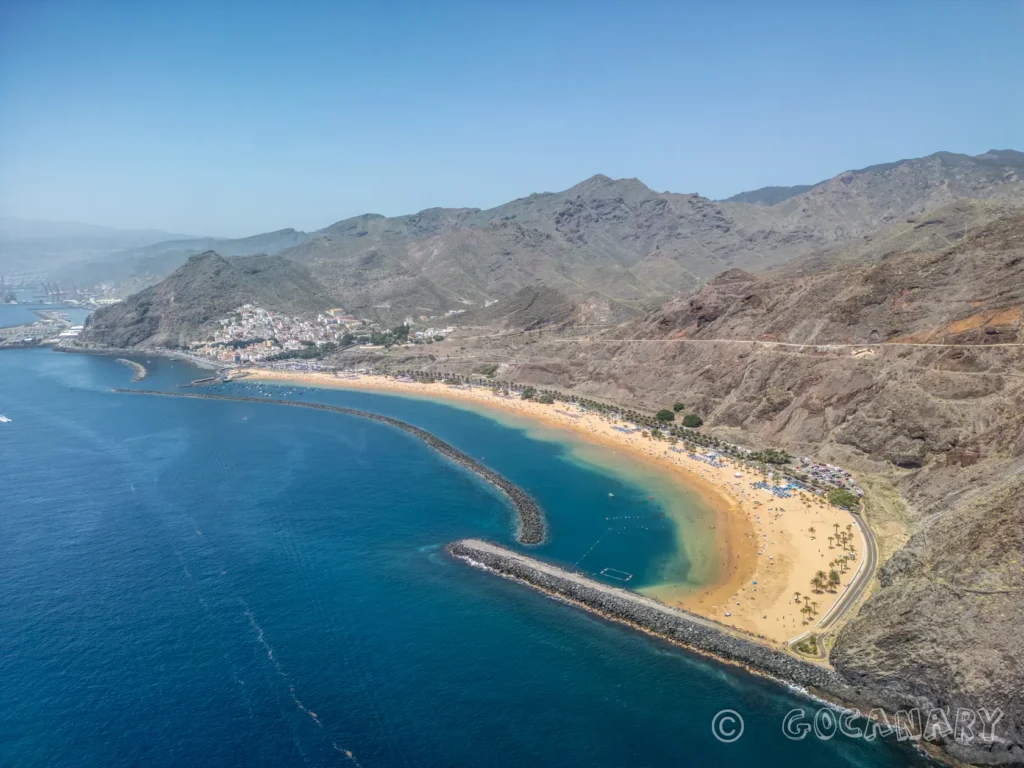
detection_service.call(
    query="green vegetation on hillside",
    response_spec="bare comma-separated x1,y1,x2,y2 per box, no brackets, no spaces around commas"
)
369,324,410,348
829,488,861,510
749,448,791,465
265,342,339,361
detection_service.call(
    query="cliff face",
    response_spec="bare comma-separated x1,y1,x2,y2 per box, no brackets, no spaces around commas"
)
831,478,1024,765
79,251,335,348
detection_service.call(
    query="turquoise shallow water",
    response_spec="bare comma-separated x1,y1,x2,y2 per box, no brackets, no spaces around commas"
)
0,349,930,767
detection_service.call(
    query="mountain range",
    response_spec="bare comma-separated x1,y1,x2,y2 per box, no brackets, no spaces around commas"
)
0,216,199,275
67,149,1024,323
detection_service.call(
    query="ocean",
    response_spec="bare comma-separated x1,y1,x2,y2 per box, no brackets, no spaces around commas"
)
0,349,930,767
0,292,93,328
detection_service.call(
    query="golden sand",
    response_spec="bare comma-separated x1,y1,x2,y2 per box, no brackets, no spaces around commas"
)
246,369,866,646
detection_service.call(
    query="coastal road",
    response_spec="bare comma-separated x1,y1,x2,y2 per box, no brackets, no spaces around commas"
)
814,506,878,632
449,327,1024,349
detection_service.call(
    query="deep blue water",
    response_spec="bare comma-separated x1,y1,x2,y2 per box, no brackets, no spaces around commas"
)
0,349,929,767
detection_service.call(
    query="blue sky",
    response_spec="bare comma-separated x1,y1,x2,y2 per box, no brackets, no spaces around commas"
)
1,0,1021,237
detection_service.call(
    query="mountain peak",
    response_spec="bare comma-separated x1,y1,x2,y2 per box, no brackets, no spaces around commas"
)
567,174,652,197
187,250,222,261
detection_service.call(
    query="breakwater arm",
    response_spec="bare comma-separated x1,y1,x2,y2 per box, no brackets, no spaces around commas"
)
115,358,148,382
111,389,546,544
447,538,850,695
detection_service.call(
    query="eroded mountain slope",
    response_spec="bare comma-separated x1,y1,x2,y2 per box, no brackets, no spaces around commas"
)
342,208,1024,763
79,252,334,348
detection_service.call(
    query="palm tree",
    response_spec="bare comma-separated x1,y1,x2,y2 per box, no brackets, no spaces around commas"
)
828,536,834,549
828,569,841,591
808,526,816,539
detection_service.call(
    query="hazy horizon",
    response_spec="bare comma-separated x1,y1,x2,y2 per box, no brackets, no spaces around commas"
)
2,1,1021,237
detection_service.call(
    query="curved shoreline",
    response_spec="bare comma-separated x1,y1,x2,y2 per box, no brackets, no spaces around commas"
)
246,369,868,646
111,388,546,544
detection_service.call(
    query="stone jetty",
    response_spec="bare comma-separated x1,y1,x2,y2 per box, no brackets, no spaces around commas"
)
115,358,148,382
447,538,852,695
112,389,546,544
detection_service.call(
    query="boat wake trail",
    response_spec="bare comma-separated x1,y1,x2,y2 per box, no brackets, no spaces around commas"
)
244,605,363,767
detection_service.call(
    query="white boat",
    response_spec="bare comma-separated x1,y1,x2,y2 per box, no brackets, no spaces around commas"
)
0,415,11,423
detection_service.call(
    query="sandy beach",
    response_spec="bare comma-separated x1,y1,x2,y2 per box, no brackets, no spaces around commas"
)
246,369,866,646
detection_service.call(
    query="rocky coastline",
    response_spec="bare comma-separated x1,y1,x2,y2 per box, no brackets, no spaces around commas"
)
112,389,547,545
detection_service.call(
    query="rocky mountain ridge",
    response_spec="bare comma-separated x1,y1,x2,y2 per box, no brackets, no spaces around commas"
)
59,228,311,296
626,201,1024,347
64,150,1024,325
289,151,1024,322
78,252,333,348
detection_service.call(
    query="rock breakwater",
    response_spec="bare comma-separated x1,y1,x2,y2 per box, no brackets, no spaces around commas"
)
447,538,850,695
112,389,546,544
115,358,148,382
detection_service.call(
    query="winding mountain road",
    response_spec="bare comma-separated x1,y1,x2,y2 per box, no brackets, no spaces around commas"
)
450,326,1024,349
